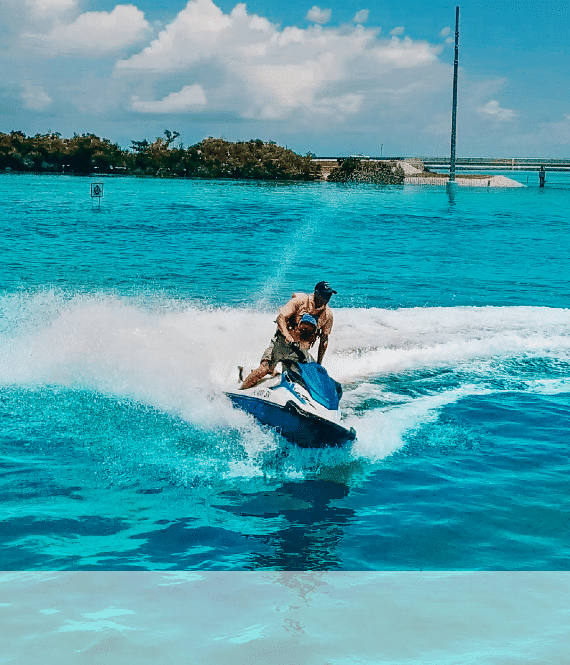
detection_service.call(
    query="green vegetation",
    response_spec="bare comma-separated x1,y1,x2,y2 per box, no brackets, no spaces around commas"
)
327,157,404,184
0,131,321,181
0,131,125,174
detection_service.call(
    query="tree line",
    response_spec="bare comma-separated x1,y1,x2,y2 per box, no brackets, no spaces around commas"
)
0,131,321,181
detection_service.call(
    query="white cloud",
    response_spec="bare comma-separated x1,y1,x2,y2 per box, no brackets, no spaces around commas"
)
353,9,369,24
306,6,331,24
115,0,235,71
390,26,405,36
24,0,76,14
477,99,517,122
2,0,566,157
131,85,207,113
115,0,441,122
380,36,438,67
23,4,150,56
21,80,52,110
2,0,77,36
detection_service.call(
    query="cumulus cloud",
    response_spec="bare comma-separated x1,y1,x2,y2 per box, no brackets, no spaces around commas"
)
115,0,237,71
353,9,369,24
2,0,75,35
23,4,150,56
24,0,77,14
477,99,517,122
306,6,331,24
439,27,451,38
390,26,405,36
115,0,441,121
131,85,207,112
380,35,437,67
21,80,52,110
24,0,77,16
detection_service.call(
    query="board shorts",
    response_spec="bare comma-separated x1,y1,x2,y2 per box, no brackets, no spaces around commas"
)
261,330,315,370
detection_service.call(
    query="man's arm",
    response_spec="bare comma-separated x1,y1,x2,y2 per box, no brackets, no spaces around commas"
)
276,313,295,344
317,334,329,364
277,296,304,344
316,308,333,364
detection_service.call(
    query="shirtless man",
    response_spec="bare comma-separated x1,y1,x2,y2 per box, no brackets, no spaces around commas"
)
241,281,336,390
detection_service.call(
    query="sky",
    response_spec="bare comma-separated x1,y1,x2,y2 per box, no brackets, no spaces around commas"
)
1,0,569,157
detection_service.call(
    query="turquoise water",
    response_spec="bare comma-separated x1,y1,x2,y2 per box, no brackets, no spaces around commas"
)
1,172,570,570
2,571,570,665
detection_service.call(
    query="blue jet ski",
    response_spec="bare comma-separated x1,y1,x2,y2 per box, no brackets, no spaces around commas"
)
225,361,356,448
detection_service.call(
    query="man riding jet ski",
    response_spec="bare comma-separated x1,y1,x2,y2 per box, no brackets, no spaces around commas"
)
226,283,356,447
241,281,337,390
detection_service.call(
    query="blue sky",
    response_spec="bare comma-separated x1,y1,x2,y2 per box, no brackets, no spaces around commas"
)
2,0,569,156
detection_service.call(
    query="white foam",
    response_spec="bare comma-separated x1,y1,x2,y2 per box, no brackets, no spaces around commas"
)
524,378,570,395
327,305,570,381
2,293,570,462
346,384,492,460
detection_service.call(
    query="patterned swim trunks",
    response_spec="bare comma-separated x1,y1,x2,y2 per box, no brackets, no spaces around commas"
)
261,331,314,370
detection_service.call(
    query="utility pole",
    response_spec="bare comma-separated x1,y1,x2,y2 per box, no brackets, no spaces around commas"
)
449,6,460,185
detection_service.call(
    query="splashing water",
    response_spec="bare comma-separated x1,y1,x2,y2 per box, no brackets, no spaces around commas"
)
2,173,570,570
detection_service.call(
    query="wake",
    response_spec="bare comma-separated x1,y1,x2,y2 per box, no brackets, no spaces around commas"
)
2,290,570,464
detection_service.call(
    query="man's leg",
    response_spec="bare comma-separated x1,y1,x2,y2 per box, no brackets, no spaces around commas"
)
241,360,271,390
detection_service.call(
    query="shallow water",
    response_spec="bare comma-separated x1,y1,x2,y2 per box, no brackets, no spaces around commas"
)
2,571,570,665
1,171,570,570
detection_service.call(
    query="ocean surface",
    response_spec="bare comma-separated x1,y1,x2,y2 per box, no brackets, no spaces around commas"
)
1,170,570,572
1,571,570,665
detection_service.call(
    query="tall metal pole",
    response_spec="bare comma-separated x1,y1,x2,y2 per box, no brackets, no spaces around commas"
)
449,6,460,183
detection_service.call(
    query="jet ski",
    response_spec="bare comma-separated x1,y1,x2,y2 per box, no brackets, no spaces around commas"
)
225,361,356,448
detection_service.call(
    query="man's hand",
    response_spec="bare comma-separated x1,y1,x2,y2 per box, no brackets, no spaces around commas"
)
317,333,329,364
277,313,295,345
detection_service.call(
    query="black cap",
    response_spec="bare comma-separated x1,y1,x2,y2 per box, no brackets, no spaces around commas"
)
314,281,337,296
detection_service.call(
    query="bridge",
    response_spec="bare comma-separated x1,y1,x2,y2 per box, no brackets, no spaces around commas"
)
421,157,570,171
313,157,570,173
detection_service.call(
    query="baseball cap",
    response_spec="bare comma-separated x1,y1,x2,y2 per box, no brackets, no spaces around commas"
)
300,313,318,328
314,281,337,296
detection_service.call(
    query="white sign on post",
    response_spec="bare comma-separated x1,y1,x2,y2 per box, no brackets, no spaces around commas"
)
91,182,103,209
91,183,103,198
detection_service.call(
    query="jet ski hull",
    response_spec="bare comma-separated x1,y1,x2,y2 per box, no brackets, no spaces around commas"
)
226,391,356,448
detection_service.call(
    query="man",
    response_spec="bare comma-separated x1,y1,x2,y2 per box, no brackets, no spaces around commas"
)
240,281,337,389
